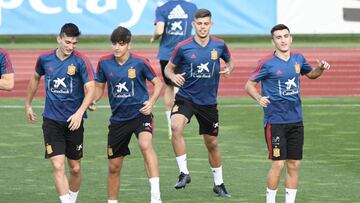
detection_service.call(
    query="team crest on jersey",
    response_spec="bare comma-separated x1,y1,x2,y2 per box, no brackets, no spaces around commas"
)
108,146,113,156
67,64,76,76
273,146,280,157
211,49,218,60
294,63,300,74
128,68,136,79
46,144,53,154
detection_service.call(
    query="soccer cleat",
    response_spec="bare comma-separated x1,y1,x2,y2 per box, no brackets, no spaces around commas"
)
213,183,231,198
174,172,191,189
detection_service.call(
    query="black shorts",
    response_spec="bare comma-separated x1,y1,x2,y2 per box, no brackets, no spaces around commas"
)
42,117,84,160
171,95,219,136
107,114,154,159
264,122,304,160
160,60,181,86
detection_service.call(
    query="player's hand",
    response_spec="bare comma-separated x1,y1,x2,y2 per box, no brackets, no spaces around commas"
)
67,111,83,131
257,96,270,107
171,72,186,87
25,106,37,123
88,101,96,111
139,100,153,115
220,67,231,78
316,59,331,70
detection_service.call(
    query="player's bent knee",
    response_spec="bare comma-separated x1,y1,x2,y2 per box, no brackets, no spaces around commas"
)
69,165,81,175
205,139,219,151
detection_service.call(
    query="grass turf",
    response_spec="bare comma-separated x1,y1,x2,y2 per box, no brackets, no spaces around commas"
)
0,97,359,202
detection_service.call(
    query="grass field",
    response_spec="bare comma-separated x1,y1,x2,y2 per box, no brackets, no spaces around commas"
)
0,97,359,202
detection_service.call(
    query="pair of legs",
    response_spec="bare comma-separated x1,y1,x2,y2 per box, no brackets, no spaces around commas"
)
107,131,160,201
160,60,178,138
266,160,300,203
43,117,84,203
267,160,301,190
265,122,303,203
51,155,81,196
171,112,230,197
171,114,221,167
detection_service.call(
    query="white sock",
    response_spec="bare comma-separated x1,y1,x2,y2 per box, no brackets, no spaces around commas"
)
108,200,118,203
59,194,70,203
266,187,277,203
176,154,189,174
211,166,224,186
69,190,78,203
285,188,297,203
165,111,171,123
149,177,161,200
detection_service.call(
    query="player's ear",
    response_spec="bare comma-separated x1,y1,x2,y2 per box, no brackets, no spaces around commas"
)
56,36,61,44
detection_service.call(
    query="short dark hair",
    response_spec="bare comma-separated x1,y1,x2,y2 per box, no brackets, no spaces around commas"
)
270,24,290,36
195,8,212,19
110,26,132,44
59,23,81,37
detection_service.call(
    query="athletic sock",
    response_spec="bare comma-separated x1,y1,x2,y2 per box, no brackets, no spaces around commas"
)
69,190,78,203
176,154,189,174
166,111,172,137
149,177,161,200
108,200,118,203
211,166,224,186
59,194,70,203
266,187,277,203
285,188,297,203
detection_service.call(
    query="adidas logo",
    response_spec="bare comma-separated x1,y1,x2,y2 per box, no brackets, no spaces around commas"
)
168,5,188,19
276,70,283,75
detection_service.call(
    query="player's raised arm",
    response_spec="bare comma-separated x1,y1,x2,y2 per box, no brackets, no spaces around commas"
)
220,58,235,78
306,59,331,79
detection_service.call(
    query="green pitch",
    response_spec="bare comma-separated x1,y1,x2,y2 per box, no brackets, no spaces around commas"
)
0,97,359,202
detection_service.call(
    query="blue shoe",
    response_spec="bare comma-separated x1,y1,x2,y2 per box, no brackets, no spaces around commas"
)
174,172,191,189
213,183,231,198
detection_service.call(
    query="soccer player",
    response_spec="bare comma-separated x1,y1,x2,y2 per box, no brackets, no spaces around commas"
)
244,24,330,203
164,9,234,198
25,23,96,203
0,48,15,91
92,26,163,203
150,0,197,139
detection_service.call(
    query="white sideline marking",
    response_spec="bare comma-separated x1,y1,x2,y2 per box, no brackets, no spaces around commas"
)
0,104,359,109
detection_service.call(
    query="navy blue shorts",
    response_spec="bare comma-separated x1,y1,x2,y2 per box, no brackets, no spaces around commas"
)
171,96,219,136
107,114,154,159
264,122,304,160
160,60,181,86
42,117,84,160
